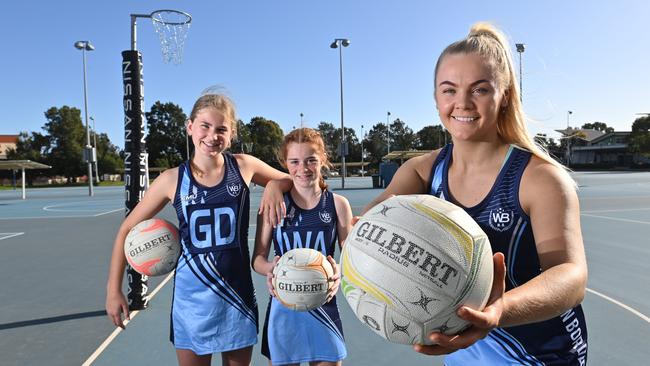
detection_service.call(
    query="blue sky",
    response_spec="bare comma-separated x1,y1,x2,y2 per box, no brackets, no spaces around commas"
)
2,0,648,148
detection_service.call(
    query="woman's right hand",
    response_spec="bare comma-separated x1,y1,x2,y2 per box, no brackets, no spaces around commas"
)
106,290,130,329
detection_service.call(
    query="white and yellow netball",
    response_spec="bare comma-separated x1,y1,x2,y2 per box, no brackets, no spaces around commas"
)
273,248,334,311
124,218,181,277
341,194,493,345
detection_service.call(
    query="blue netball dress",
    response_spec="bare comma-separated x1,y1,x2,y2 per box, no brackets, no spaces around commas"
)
429,144,588,366
261,190,347,365
170,153,258,355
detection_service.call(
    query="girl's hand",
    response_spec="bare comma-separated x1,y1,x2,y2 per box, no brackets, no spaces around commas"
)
413,252,506,355
106,290,130,329
259,181,286,228
266,256,280,297
325,255,341,303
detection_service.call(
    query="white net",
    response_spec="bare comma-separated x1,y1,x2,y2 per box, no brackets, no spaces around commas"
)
151,10,191,65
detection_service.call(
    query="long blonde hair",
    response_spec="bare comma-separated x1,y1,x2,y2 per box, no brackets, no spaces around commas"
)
435,22,566,171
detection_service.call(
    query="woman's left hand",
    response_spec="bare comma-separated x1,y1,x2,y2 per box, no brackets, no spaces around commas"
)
325,255,341,303
413,252,506,355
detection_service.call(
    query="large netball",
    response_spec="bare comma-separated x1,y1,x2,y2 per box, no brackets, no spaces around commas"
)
124,218,181,277
341,194,493,345
273,248,334,311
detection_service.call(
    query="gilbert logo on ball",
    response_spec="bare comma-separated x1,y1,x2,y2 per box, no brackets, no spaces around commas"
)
273,248,334,311
124,218,181,277
341,194,493,345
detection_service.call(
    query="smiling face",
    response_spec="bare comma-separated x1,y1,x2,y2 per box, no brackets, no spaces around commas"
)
434,52,508,142
285,142,323,189
187,107,232,157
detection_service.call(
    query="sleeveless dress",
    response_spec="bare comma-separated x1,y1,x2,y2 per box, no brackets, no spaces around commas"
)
261,190,347,365
170,153,258,355
429,144,588,366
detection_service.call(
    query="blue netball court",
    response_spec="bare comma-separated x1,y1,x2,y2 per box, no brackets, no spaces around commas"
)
0,173,648,365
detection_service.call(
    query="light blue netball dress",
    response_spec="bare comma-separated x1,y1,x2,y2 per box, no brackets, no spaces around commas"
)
261,190,347,365
170,153,258,355
429,144,588,366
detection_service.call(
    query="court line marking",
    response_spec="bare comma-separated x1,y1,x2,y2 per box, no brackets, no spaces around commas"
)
82,271,175,366
586,288,650,323
581,213,650,225
0,232,24,241
94,208,124,217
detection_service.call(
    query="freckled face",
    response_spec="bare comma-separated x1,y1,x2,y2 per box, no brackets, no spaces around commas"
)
434,53,507,142
187,107,232,156
285,142,323,188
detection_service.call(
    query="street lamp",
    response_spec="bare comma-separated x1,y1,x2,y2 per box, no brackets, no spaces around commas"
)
360,124,365,177
566,110,573,167
386,111,391,154
300,113,304,128
74,40,95,196
515,43,525,102
89,117,100,184
330,38,350,188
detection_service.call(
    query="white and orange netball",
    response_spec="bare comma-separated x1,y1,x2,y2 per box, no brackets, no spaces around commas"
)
124,218,181,277
273,248,334,311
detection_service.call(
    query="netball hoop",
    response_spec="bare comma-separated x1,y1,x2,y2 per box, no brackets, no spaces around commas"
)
122,8,191,310
130,9,192,64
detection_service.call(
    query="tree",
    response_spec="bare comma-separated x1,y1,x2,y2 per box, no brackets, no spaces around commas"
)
390,118,416,151
6,131,49,162
317,122,337,161
42,106,86,180
6,131,50,186
364,123,389,164
415,125,447,149
94,132,124,175
145,101,188,168
628,115,650,154
582,122,614,133
249,117,284,169
232,119,253,153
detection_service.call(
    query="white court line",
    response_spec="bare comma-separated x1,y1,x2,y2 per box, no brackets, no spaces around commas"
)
587,288,650,324
82,271,175,366
0,232,25,241
94,208,124,217
581,213,650,225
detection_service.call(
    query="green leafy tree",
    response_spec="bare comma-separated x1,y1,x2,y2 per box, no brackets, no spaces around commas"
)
317,122,337,161
6,131,49,162
415,125,448,149
145,101,188,168
232,119,253,153
390,118,416,151
582,122,614,133
249,117,284,169
365,122,389,164
628,116,650,154
94,132,124,175
42,106,86,180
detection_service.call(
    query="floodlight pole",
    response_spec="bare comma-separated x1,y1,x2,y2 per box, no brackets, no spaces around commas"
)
75,41,95,197
566,110,573,167
515,43,525,103
330,38,350,189
387,111,391,154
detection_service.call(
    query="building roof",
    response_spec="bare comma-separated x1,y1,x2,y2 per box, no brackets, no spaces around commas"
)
0,135,19,143
384,150,433,161
555,128,606,142
0,160,51,170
